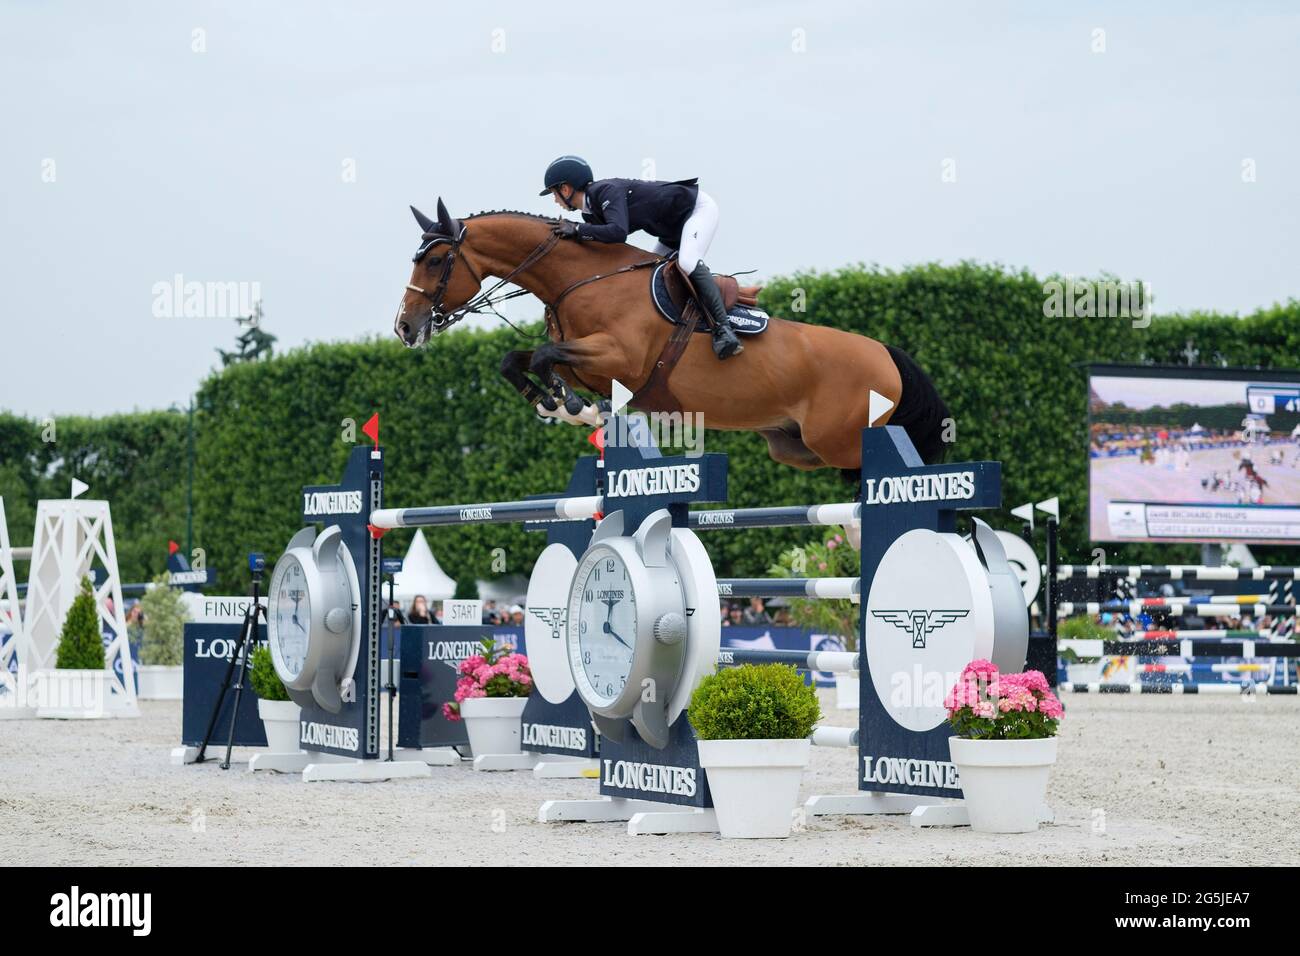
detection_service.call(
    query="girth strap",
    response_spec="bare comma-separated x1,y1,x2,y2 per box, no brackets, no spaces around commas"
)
628,302,700,413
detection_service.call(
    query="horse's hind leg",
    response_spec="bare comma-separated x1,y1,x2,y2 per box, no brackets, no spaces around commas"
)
759,424,826,470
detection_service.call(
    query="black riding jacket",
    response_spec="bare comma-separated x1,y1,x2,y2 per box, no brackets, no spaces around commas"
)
576,177,699,248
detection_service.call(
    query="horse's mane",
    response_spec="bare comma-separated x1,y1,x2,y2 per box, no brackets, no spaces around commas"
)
459,207,657,266
464,209,560,225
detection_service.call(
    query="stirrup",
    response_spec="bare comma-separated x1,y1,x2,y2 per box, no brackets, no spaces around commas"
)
711,325,744,359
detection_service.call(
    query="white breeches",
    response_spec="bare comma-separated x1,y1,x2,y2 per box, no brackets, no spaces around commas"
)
653,190,718,273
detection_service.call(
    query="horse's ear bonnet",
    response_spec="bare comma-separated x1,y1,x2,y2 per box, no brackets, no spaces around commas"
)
410,199,463,262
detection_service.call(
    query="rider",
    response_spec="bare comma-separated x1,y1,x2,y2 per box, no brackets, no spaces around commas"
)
539,155,743,359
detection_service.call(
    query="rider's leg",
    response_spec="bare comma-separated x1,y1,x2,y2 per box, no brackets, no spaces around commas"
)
677,191,742,359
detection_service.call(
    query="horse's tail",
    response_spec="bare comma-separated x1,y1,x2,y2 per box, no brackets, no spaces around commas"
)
881,345,950,465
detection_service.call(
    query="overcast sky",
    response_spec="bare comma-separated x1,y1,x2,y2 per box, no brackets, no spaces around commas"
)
3,1,1297,419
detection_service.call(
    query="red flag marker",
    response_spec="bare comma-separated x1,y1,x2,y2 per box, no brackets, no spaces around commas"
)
362,413,380,449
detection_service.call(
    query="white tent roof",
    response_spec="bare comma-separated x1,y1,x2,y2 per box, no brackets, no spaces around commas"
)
392,529,456,604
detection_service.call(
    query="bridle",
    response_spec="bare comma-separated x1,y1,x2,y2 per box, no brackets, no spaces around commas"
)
402,225,560,347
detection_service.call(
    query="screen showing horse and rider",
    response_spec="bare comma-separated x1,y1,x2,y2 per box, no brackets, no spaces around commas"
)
1089,364,1300,543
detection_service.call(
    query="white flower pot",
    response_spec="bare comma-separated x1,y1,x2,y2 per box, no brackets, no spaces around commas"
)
949,736,1058,833
834,671,860,710
136,665,184,700
258,698,302,754
33,669,113,719
697,738,812,839
459,696,528,757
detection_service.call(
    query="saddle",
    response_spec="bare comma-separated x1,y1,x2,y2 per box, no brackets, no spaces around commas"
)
630,259,772,413
650,258,770,335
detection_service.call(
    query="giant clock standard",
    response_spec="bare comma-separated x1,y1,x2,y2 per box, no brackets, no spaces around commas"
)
565,510,691,748
572,549,637,706
266,524,361,713
269,553,310,683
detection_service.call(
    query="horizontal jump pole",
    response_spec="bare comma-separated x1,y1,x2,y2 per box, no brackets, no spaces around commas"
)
369,495,603,530
717,577,859,600
1137,663,1192,673
1124,630,1259,639
1053,564,1300,581
1058,601,1297,618
810,726,858,748
688,503,860,530
373,495,863,534
716,648,859,672
1060,638,1299,658
1059,682,1296,695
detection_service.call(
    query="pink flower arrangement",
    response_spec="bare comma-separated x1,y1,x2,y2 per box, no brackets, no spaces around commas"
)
944,659,1063,740
442,638,533,721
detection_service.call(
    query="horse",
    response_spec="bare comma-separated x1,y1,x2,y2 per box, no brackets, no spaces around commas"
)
394,199,940,473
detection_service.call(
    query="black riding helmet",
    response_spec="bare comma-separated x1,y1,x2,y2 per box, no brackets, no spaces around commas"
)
540,155,594,196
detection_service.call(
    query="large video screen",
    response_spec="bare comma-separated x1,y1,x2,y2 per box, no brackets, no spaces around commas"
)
1089,364,1300,543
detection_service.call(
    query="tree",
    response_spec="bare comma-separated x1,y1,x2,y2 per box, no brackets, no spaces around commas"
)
139,573,189,666
55,576,107,670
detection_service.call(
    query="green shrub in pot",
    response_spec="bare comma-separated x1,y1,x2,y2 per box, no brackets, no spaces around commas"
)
249,645,290,702
688,663,821,740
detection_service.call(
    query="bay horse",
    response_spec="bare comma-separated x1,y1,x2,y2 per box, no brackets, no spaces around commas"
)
394,200,944,473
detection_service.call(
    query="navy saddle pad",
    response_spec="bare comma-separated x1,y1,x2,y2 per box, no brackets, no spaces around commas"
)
650,260,769,335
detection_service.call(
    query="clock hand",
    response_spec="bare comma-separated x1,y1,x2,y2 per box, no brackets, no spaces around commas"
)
602,620,632,650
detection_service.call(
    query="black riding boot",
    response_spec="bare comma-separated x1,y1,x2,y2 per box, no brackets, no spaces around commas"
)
687,262,744,360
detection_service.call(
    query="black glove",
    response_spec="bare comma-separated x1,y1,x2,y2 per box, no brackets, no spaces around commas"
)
552,220,580,239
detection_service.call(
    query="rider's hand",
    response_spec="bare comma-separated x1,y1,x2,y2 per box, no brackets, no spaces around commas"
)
552,220,580,239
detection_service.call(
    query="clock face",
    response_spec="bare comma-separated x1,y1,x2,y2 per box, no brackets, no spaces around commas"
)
574,549,637,704
271,555,310,681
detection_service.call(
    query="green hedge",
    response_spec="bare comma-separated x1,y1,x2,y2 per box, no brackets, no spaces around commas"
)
2,263,1298,592
0,410,188,584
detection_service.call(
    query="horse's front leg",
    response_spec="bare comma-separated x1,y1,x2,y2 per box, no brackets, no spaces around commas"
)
502,348,598,424
529,337,623,426
500,350,556,408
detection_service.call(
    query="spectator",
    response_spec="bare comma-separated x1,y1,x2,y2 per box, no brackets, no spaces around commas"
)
726,604,744,628
741,596,770,625
408,596,432,625
509,604,525,626
125,604,144,645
